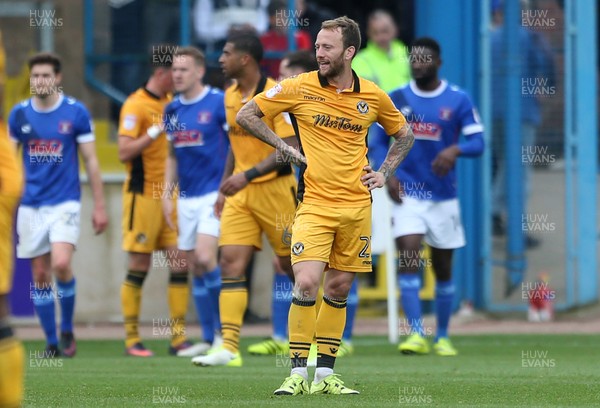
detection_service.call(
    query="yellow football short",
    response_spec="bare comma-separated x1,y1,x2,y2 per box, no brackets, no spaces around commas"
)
0,195,19,295
219,174,296,256
291,202,373,272
122,191,177,253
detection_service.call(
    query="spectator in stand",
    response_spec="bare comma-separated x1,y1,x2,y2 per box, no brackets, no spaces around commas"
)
295,0,336,44
193,0,270,54
352,9,411,93
260,0,312,79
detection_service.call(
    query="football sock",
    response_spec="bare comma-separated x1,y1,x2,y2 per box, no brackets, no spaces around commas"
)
316,295,346,371
204,267,222,334
399,274,424,336
342,279,358,341
435,280,455,340
0,323,24,407
33,285,57,346
288,296,316,369
291,367,308,381
219,277,247,353
192,276,214,343
168,272,189,347
56,278,75,334
314,367,334,383
121,270,147,348
272,273,292,340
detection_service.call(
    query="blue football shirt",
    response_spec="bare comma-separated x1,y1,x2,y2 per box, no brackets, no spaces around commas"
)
8,94,94,206
164,86,229,198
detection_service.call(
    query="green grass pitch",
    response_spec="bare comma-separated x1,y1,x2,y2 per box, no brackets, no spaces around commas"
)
23,335,600,407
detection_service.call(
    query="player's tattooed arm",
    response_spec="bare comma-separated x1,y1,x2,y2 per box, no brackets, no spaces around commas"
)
236,100,306,165
378,123,415,181
251,135,298,177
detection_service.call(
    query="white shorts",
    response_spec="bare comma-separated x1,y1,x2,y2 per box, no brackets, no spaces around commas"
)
391,196,465,249
17,200,81,258
177,191,220,251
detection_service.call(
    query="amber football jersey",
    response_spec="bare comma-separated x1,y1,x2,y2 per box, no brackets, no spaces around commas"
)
118,88,171,197
225,76,294,184
254,70,406,207
0,121,23,197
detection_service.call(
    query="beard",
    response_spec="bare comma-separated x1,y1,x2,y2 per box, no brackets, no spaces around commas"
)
319,57,344,79
414,73,436,89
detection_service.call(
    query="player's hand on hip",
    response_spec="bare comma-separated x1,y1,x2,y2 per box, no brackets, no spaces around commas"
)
432,145,460,177
386,174,403,204
220,173,249,197
92,206,108,235
162,197,176,230
361,166,385,191
214,192,225,219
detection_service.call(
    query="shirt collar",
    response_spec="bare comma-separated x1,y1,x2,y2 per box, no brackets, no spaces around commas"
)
317,69,361,93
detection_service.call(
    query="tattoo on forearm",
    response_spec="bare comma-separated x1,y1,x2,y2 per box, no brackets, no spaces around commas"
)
378,124,415,181
237,100,289,153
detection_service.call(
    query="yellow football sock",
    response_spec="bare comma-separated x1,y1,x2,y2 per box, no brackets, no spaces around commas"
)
315,295,347,368
0,332,24,408
168,273,189,347
219,277,247,353
121,270,147,348
288,296,317,367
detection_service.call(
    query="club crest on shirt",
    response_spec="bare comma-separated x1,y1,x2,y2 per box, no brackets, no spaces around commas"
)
58,121,72,134
292,242,304,256
439,107,453,120
197,111,212,124
356,100,369,114
400,105,412,117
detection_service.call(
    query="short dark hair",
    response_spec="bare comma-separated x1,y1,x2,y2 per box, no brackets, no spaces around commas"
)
321,16,361,56
411,37,441,57
226,32,263,64
268,0,286,17
283,50,318,72
28,52,61,74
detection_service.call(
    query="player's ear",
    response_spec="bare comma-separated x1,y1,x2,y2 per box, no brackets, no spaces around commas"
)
197,65,206,80
345,46,355,61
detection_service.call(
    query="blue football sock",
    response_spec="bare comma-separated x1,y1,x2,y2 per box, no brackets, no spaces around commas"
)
272,274,292,340
399,275,424,336
56,278,76,333
33,286,58,346
192,276,214,343
204,267,222,334
342,278,358,341
435,280,455,340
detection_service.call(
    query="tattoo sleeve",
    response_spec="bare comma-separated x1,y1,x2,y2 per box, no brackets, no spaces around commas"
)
236,100,295,156
377,123,415,181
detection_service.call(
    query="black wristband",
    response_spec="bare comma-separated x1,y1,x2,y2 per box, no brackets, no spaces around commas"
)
244,167,261,181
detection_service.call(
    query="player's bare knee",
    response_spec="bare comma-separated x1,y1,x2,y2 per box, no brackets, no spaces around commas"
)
194,252,217,274
219,256,244,279
324,281,351,299
31,267,51,285
51,257,71,278
292,274,319,299
127,252,151,272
